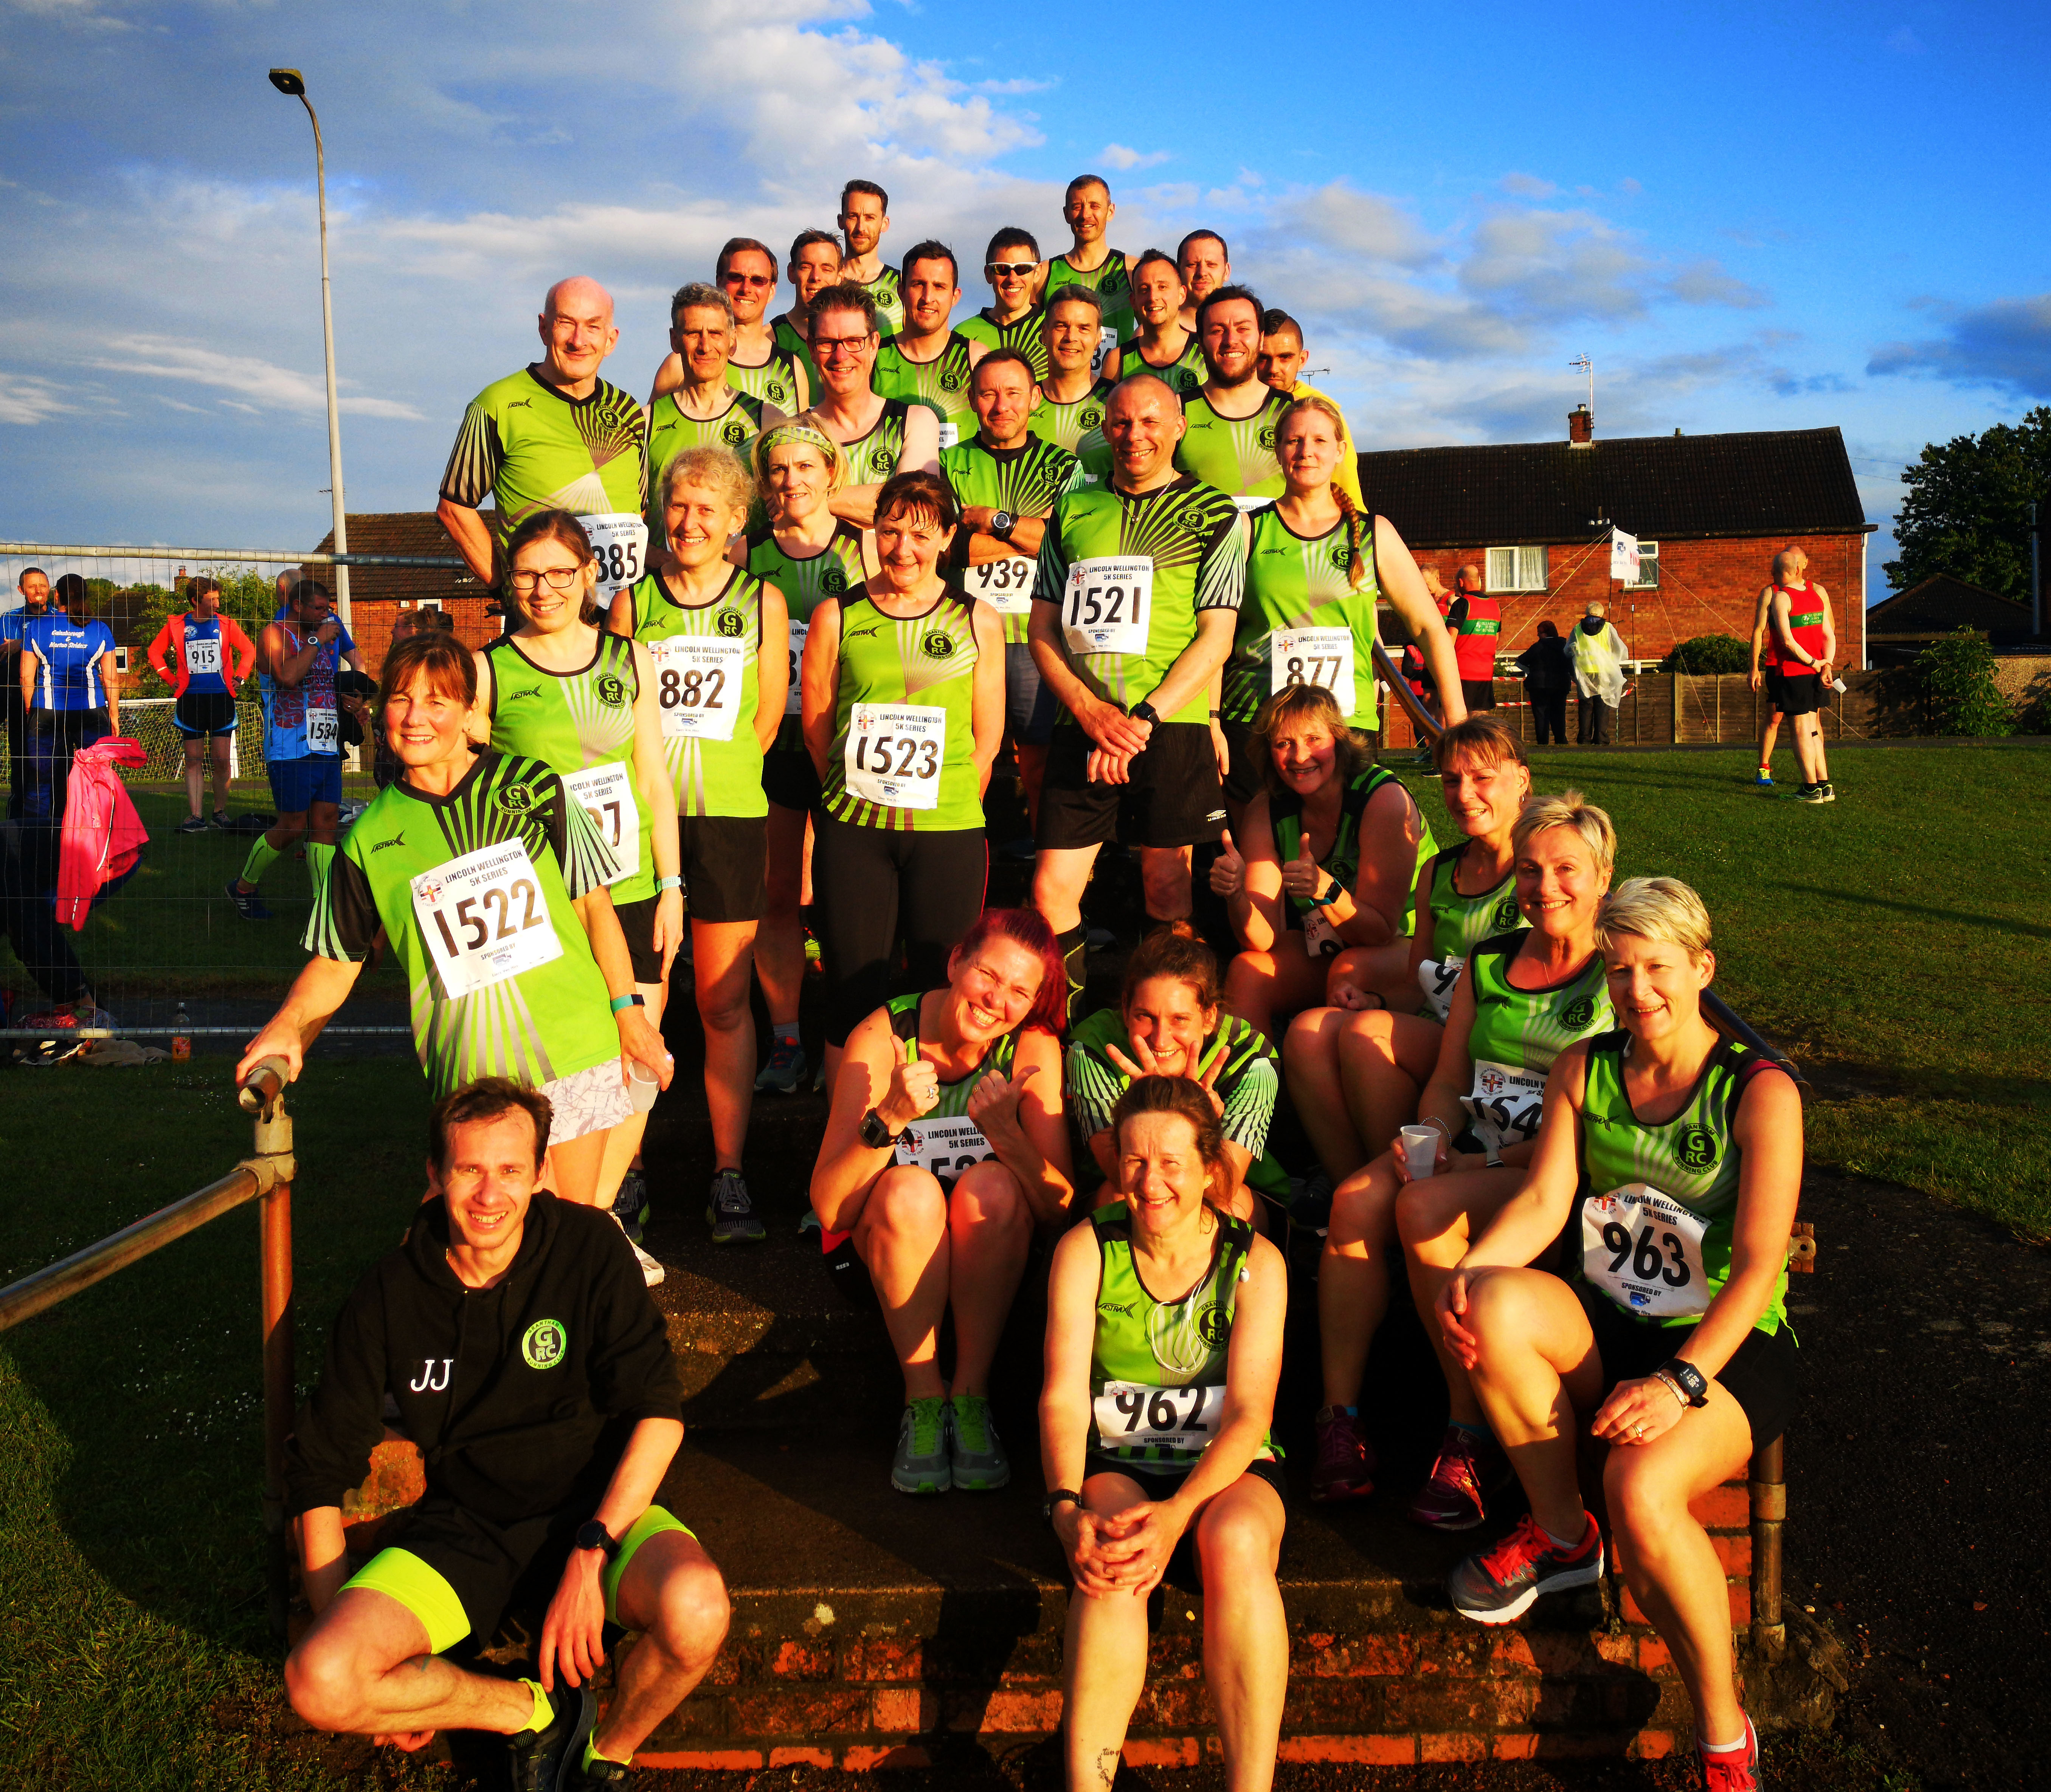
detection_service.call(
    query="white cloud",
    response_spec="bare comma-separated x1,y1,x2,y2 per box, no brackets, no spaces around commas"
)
81,336,425,420
1500,172,1556,198
0,374,86,425
1098,144,1171,172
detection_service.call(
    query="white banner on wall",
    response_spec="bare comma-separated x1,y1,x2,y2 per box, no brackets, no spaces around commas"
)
1609,528,1641,583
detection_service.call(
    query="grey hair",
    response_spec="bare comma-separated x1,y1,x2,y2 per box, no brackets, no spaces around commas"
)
670,282,735,329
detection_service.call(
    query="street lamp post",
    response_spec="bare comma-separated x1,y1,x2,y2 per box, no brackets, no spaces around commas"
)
267,68,351,631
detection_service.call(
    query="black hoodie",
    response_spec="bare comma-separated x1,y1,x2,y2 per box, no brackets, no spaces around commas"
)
285,1192,683,1525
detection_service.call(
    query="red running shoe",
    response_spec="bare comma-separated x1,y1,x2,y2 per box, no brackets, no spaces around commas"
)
1408,1424,1508,1532
1699,1714,1761,1791
1309,1404,1376,1501
1447,1510,1603,1623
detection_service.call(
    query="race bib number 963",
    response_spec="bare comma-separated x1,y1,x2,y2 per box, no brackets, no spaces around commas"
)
411,840,563,1000
1092,1380,1219,1456
1580,1184,1710,1320
1061,556,1152,656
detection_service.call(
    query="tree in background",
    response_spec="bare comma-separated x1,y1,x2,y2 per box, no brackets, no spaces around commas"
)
127,569,274,694
1914,628,2012,738
1660,634,1750,674
1886,406,2051,601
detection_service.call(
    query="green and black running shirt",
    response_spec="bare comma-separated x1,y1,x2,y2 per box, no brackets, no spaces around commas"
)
617,566,770,820
959,307,1049,381
1045,249,1137,344
1118,335,1207,400
1575,1032,1791,1335
820,586,984,832
746,519,867,755
1033,472,1246,725
851,264,906,336
439,368,648,552
941,433,1080,645
310,750,621,1096
772,316,820,411
1457,931,1615,1153
1174,387,1290,503
1426,841,1526,962
1223,502,1383,732
725,340,804,414
646,389,765,515
1066,1009,1277,1162
484,631,654,905
1029,379,1116,459
841,398,917,487
873,332,978,448
1268,764,1436,950
1085,1201,1275,1469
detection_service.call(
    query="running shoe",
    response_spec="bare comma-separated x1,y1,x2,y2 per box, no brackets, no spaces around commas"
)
1408,1424,1507,1532
212,810,230,828
892,1397,952,1494
1814,780,1836,803
611,1168,650,1244
1753,770,1773,791
613,1212,664,1287
1447,1511,1604,1624
223,878,272,920
507,1684,594,1792
706,1169,765,1244
948,1393,1011,1490
1699,1713,1761,1792
565,1753,631,1790
175,816,209,835
754,1037,808,1093
1309,1404,1376,1502
1797,781,1830,804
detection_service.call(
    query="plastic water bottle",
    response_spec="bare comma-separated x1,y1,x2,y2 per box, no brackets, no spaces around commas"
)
172,1003,192,1063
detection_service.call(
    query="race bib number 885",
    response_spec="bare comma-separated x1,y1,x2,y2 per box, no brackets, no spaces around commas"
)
583,515,648,598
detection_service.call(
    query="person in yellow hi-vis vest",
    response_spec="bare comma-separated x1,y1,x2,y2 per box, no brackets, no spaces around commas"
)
1571,601,1628,744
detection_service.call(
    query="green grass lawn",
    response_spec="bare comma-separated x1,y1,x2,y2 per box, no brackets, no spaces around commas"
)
40,787,401,1004
1494,745,2051,1239
0,744,2037,1787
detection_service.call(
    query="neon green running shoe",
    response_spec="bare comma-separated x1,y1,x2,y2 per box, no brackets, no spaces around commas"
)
891,1397,952,1495
946,1393,1011,1490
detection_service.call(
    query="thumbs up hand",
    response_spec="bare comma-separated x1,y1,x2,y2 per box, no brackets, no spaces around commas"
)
1209,829,1246,898
1280,831,1324,899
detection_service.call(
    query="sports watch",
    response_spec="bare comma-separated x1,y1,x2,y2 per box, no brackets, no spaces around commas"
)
575,1520,620,1560
1129,700,1160,727
989,510,1016,542
1044,1488,1082,1524
859,1107,904,1152
1312,877,1344,907
1656,1359,1710,1408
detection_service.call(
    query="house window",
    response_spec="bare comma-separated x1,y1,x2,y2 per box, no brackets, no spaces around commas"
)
1626,541,1660,589
1485,545,1548,593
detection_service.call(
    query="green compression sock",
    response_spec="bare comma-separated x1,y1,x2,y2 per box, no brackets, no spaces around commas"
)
304,840,335,896
517,1677,553,1735
238,834,282,889
583,1731,630,1769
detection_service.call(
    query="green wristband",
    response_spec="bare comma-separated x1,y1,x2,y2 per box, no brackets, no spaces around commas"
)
610,993,645,1014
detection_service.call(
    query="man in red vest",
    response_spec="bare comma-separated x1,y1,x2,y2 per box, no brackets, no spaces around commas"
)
1446,562,1500,713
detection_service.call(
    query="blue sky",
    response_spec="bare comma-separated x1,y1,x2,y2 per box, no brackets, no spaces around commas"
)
2,0,2046,603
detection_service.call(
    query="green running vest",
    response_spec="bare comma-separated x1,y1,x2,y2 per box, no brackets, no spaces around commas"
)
619,566,768,819
1223,502,1382,731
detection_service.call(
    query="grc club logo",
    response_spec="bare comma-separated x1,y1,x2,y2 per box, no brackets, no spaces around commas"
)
1494,897,1521,930
921,631,955,660
1562,995,1596,1030
1079,406,1103,430
522,1317,567,1369
868,445,895,476
1197,1305,1230,1348
715,609,746,637
595,673,628,707
939,370,963,393
720,419,750,447
820,564,849,594
1328,542,1352,571
497,783,535,814
765,378,791,406
1677,1127,1719,1172
1257,423,1278,451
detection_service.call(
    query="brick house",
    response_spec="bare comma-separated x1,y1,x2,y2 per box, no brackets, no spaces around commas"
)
1358,413,1876,669
308,512,498,673
1864,572,2036,665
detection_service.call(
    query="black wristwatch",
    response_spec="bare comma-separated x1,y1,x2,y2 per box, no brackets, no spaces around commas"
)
1657,1358,1710,1408
574,1519,620,1560
1129,699,1160,727
989,509,1016,542
1044,1488,1082,1524
859,1107,904,1151
1312,876,1343,907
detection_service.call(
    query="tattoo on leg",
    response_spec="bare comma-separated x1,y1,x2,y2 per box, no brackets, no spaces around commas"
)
410,1655,435,1673
1094,1744,1120,1788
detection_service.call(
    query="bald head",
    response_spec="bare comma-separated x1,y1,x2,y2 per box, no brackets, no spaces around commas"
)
1103,375,1185,488
1772,546,1809,582
536,276,620,395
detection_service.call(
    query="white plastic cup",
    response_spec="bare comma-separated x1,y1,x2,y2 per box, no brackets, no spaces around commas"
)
1830,677,1848,693
1399,1124,1439,1178
627,1059,662,1114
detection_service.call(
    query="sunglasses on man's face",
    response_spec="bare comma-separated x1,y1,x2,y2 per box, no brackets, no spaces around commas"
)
725,273,775,289
986,262,1036,279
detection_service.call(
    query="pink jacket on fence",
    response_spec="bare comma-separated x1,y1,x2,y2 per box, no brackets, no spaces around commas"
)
56,736,150,930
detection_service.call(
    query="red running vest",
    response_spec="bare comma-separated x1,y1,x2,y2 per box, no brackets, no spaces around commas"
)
1454,592,1501,681
1763,583,1826,669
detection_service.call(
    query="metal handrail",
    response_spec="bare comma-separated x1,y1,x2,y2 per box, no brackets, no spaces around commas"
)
0,540,465,569
0,1057,298,1635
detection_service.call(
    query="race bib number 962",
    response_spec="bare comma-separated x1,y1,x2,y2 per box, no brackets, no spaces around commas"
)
1061,556,1152,656
1092,1380,1220,1457
1580,1184,1710,1320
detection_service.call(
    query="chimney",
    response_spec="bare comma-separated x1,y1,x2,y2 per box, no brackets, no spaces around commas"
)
1568,405,1593,447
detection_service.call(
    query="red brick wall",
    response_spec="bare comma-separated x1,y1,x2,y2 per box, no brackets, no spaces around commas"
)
1411,532,1868,667
345,597,503,679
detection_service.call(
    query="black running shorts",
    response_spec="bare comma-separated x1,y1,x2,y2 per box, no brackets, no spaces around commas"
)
1036,720,1226,852
1579,1286,1798,1449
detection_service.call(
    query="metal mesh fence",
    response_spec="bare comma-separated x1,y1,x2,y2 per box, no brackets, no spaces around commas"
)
2,542,458,1023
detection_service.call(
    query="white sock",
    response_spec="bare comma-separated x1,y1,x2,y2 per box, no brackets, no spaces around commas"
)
1700,1722,1751,1755
1541,1515,1586,1551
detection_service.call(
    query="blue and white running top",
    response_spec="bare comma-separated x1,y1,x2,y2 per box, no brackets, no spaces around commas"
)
261,622,342,761
21,615,117,712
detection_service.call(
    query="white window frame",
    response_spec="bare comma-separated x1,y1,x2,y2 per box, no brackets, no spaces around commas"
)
1625,540,1660,589
1485,545,1548,594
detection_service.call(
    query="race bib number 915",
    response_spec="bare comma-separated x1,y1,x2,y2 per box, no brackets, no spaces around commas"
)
1581,1184,1710,1320
184,636,222,675
1092,1380,1219,1457
1061,555,1153,656
411,839,563,1000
